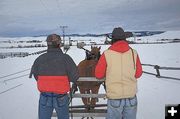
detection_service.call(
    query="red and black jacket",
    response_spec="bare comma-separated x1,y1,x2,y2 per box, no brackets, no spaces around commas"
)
29,48,79,94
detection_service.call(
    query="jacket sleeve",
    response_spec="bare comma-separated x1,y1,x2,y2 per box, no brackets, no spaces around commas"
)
29,59,38,81
65,55,79,83
135,54,143,78
95,53,107,79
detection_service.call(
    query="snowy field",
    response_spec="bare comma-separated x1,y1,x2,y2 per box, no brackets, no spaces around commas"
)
0,31,180,119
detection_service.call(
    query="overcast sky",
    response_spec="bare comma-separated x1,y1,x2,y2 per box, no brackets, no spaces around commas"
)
0,0,180,37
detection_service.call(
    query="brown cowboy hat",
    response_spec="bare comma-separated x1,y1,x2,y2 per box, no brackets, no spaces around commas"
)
111,27,133,40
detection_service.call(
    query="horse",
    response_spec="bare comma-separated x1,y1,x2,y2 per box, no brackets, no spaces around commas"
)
77,46,101,110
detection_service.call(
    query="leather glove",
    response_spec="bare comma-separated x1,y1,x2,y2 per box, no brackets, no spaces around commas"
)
72,83,78,93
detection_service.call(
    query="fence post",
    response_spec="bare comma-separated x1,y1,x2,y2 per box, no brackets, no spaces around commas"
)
154,65,160,77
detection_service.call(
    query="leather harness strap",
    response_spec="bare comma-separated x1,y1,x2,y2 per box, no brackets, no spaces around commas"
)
130,48,136,70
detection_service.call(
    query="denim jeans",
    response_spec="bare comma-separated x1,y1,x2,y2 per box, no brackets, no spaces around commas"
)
38,92,69,119
106,96,137,119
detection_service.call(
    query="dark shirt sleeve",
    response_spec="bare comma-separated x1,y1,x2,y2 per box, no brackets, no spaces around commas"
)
29,59,38,81
65,55,79,83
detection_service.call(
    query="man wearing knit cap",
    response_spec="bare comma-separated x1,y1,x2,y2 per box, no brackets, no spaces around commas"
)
30,34,79,119
95,27,142,119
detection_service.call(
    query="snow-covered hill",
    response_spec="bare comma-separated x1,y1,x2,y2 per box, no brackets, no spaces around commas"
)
129,31,180,43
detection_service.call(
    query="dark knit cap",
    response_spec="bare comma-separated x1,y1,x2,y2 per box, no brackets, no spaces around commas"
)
46,34,61,47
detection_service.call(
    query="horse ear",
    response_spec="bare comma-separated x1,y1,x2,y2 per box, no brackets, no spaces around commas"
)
98,46,101,50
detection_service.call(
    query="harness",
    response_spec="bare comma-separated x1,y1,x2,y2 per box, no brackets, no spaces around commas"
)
85,49,101,61
130,48,136,70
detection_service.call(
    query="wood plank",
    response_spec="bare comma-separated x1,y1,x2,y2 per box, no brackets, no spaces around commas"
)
77,77,105,82
52,109,107,117
69,104,107,108
69,109,107,113
72,93,106,98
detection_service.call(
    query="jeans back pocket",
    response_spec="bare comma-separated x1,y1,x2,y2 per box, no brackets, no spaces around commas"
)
129,96,137,107
57,95,68,107
110,99,121,108
39,95,48,106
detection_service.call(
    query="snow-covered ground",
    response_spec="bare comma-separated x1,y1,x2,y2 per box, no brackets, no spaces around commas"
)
0,31,180,119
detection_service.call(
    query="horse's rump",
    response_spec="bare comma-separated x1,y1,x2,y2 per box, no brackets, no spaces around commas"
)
76,46,102,108
77,60,100,88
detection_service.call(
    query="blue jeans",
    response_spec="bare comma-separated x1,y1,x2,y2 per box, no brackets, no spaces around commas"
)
106,96,137,119
38,92,69,119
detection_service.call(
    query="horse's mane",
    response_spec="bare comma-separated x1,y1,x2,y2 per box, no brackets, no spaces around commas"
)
85,46,101,60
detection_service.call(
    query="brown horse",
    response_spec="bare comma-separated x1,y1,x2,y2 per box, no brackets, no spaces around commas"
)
77,46,101,110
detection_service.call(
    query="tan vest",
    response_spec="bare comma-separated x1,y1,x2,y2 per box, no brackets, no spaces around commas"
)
104,49,138,99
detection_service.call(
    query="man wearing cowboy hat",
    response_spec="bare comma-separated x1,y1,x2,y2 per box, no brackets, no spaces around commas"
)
95,27,142,119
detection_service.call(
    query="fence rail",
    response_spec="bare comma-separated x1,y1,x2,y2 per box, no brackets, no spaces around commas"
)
52,109,107,117
68,77,107,118
73,93,106,98
77,77,105,82
142,64,180,81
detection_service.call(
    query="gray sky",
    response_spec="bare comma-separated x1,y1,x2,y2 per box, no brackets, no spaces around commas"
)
0,0,180,37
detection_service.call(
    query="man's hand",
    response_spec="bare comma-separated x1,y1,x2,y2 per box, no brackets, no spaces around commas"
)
72,83,78,93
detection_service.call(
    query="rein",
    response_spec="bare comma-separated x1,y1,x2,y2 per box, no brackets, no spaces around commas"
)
81,47,101,61
81,47,91,53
